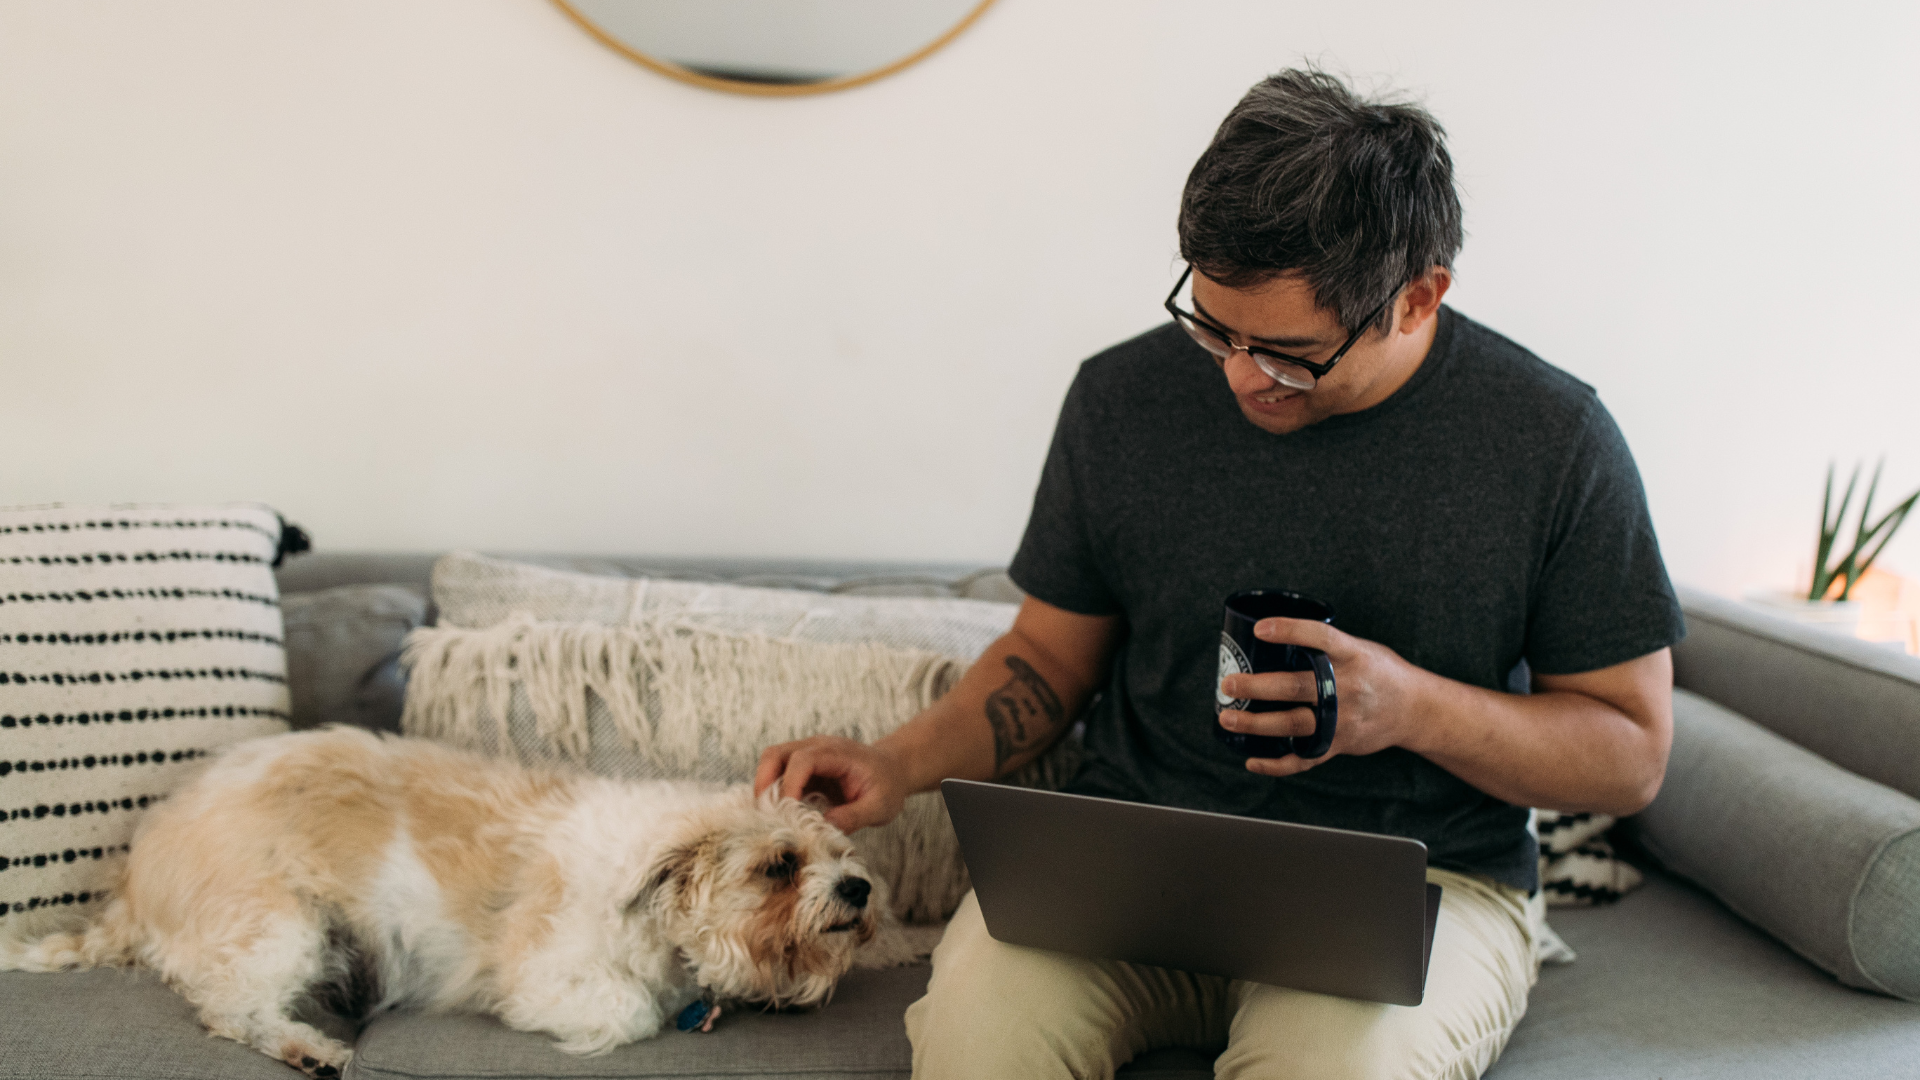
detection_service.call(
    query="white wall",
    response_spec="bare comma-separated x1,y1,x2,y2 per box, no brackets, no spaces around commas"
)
4,0,1917,596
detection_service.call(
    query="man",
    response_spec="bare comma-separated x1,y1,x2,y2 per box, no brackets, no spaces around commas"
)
756,69,1683,1080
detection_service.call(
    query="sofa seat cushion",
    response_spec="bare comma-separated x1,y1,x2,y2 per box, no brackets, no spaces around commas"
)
350,963,1214,1080
349,964,930,1080
0,967,345,1080
346,872,1920,1080
0,962,1207,1080
1487,871,1920,1079
10,871,1915,1079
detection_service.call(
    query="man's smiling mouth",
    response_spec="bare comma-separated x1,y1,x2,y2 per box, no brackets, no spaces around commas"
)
1251,391,1301,405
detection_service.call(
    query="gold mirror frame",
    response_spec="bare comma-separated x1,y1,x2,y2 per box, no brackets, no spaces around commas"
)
552,0,1000,97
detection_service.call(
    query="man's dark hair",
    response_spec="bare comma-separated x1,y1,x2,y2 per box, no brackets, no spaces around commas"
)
1178,68,1463,335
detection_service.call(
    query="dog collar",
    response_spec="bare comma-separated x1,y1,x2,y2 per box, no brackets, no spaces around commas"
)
675,995,721,1034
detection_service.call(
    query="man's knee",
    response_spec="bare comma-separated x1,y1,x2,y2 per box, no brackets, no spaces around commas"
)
1213,887,1528,1080
906,893,1155,1080
1214,1020,1450,1080
1214,986,1407,1080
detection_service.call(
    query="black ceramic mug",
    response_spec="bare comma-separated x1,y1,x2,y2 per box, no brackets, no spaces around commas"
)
1215,590,1338,759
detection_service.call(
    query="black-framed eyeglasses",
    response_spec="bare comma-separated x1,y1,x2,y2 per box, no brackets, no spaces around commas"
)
1163,264,1394,391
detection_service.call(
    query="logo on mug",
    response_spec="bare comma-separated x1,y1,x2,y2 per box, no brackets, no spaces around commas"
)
1217,632,1252,711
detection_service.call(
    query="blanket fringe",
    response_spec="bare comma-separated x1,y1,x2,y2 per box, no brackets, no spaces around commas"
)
401,615,961,774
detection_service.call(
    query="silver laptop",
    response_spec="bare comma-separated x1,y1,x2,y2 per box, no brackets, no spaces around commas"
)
941,780,1443,1006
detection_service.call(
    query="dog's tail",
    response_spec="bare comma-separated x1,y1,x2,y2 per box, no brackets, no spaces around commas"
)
0,897,141,972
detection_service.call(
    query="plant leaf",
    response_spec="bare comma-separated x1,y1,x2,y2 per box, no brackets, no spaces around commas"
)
1836,461,1887,601
1855,459,1885,555
1813,462,1839,600
1862,485,1920,540
1814,462,1861,600
1848,488,1920,592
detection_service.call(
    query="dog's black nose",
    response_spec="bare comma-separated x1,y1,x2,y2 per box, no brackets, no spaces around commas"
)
835,876,871,909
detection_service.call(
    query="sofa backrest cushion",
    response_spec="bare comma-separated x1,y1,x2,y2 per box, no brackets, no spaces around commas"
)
275,551,1019,604
1674,585,1920,801
429,552,1022,645
1635,688,1920,1000
281,584,429,733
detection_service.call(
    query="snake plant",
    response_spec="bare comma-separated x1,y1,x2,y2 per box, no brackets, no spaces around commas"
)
1810,460,1920,602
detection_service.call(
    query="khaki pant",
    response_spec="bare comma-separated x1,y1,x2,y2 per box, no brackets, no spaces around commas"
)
904,867,1542,1080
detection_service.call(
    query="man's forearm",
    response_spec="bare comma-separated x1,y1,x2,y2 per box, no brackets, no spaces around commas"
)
1397,655,1672,816
874,626,1099,795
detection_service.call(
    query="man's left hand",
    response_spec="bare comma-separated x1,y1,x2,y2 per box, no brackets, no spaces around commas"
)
1215,617,1424,777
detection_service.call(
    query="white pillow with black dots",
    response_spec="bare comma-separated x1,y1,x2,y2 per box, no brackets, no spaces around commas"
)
0,503,294,934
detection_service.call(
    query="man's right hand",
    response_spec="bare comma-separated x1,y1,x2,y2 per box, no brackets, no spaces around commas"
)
754,736,910,834
753,599,1120,836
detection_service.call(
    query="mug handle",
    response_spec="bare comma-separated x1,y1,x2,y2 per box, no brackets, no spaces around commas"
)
1293,650,1338,759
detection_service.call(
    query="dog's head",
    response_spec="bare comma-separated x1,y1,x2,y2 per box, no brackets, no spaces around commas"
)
628,787,880,1009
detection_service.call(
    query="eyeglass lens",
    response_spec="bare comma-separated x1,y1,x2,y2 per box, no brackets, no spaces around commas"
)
1173,314,1317,391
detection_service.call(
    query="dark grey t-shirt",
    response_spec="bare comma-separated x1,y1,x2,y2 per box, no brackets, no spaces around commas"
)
1008,306,1684,891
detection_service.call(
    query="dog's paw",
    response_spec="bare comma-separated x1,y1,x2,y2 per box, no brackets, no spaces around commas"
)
279,1041,352,1078
7,931,89,972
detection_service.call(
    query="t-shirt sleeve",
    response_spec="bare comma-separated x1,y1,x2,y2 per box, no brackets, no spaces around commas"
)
1007,367,1123,617
1524,400,1685,675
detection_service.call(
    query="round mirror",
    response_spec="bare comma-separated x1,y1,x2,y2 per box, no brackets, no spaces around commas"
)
554,0,998,97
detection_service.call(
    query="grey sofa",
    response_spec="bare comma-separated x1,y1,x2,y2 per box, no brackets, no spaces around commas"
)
3,552,1916,1080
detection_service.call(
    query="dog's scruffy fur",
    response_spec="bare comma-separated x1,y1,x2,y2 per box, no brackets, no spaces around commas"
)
0,728,880,1076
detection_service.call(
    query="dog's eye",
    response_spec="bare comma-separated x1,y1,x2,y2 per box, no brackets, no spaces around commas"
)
764,851,798,880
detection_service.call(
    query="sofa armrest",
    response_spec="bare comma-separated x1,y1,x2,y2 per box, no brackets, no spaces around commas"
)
1673,584,1920,800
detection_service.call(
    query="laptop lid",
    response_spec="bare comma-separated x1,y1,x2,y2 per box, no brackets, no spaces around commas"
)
941,779,1443,1007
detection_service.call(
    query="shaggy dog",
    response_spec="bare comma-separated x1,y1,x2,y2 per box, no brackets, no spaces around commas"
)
0,727,880,1076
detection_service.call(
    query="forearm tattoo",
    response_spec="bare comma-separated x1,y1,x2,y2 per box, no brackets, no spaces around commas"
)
984,655,1067,770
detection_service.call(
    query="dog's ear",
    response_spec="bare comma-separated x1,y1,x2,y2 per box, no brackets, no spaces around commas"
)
624,841,696,916
799,791,832,814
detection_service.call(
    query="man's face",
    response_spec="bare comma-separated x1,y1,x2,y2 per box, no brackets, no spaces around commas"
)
1188,270,1429,437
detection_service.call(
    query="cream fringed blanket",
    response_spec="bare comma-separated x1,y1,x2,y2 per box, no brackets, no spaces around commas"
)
401,615,1077,946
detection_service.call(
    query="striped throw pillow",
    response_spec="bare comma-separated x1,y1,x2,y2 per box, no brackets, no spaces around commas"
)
0,504,293,932
1536,809,1644,906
